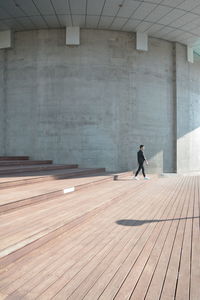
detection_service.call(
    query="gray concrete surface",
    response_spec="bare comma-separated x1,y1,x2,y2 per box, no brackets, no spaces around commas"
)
0,50,5,155
176,43,200,173
0,29,199,173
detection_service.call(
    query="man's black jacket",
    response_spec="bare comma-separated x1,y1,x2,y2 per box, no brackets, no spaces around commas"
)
137,150,145,164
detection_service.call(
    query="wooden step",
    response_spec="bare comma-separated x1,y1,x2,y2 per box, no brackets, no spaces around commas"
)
0,168,106,189
0,156,29,161
0,160,53,167
0,171,116,213
0,176,199,300
0,164,78,175
0,178,148,267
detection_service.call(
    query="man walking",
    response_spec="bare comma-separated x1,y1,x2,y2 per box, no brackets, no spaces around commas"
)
134,145,150,180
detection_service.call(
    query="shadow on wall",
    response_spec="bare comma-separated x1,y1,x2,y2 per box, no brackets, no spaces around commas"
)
116,216,200,227
134,149,172,174
137,126,200,174
176,127,200,172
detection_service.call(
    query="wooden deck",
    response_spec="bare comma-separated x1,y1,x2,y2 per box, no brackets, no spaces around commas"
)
0,174,199,299
0,168,106,190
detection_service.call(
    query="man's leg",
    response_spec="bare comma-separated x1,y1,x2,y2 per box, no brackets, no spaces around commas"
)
135,164,142,177
141,164,146,177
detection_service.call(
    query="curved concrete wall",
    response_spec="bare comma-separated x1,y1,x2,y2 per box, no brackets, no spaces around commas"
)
0,29,200,173
176,44,200,173
0,50,5,155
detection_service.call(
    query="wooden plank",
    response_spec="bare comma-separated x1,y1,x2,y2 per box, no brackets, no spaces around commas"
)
0,178,154,296
0,190,132,289
144,177,192,300
175,176,195,300
0,164,78,175
190,177,200,300
0,177,148,235
0,179,143,242
0,173,113,213
104,177,189,300
0,157,29,161
86,177,180,299
0,178,159,296
129,176,191,300
0,179,148,267
0,168,107,188
65,178,184,300
1,176,199,300
0,160,52,166
36,182,166,299
90,177,184,299
48,179,180,299
159,176,194,300
0,186,136,266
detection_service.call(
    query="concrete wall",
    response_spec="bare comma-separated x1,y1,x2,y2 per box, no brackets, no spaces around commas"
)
1,28,199,173
1,29,176,172
0,50,5,155
176,43,200,173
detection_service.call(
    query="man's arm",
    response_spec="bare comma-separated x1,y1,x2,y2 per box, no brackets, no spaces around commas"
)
143,153,148,165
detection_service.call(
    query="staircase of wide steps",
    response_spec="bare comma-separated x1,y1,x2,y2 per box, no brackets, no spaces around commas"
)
0,156,131,268
0,156,105,188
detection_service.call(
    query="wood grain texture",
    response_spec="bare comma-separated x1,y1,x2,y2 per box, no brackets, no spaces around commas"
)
0,175,199,300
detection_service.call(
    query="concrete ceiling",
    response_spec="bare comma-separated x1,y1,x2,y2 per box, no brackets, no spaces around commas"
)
1,0,200,54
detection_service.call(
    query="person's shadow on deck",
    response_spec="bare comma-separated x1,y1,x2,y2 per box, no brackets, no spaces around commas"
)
116,216,199,226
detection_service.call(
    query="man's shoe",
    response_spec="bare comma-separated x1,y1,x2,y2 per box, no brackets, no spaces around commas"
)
134,177,140,180
144,176,150,180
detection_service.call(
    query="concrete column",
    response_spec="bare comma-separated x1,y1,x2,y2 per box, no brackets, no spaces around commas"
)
172,43,177,173
0,30,13,49
0,49,7,155
187,46,194,63
175,43,200,173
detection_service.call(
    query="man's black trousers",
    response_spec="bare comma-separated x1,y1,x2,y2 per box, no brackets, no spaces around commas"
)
135,162,146,177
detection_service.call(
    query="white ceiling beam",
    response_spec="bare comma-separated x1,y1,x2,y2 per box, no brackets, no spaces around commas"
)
66,26,80,45
187,45,194,63
136,31,148,51
0,30,13,49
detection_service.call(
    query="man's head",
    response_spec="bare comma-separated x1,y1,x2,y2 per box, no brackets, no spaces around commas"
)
140,145,144,151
